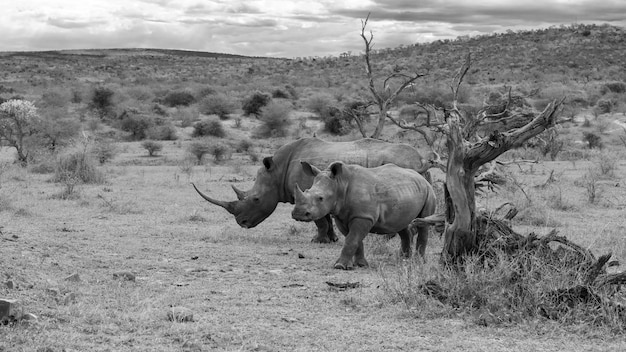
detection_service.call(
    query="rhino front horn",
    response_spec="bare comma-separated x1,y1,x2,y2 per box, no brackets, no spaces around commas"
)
191,183,238,215
294,183,305,200
231,185,247,201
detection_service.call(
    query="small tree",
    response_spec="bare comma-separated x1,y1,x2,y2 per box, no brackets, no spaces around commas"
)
198,94,235,120
0,99,40,165
242,91,271,117
253,100,292,138
90,86,115,119
141,140,163,157
187,141,212,165
192,119,226,138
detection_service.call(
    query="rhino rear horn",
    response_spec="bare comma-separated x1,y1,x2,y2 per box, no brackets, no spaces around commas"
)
191,183,239,215
231,185,247,200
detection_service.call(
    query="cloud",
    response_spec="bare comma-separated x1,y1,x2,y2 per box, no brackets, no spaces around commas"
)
1,0,625,57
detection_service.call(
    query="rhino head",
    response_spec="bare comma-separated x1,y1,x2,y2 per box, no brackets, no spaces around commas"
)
292,161,342,222
192,157,279,228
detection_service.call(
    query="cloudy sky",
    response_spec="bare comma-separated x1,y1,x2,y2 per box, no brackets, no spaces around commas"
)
3,0,626,58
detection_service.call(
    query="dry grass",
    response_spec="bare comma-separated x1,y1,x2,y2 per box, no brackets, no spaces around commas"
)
1,132,626,351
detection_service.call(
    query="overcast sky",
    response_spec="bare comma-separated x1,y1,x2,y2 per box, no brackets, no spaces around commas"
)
3,0,626,58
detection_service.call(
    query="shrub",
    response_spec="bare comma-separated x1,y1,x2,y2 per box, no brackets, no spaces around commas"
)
91,140,117,164
210,143,230,162
141,140,163,156
54,147,104,184
583,132,603,149
305,93,334,117
595,99,615,114
253,100,292,138
146,124,178,141
192,118,225,138
198,94,235,120
119,114,154,140
320,106,351,135
600,82,626,95
90,86,115,119
187,141,212,165
242,91,271,116
272,88,290,99
236,139,253,153
162,90,195,107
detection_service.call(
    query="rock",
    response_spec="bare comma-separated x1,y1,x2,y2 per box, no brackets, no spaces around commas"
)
22,313,38,321
112,271,136,281
298,253,305,259
0,298,23,324
5,280,14,289
167,306,194,322
64,273,80,282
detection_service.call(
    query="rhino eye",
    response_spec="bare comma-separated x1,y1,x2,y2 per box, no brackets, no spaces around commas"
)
253,197,260,203
317,196,324,202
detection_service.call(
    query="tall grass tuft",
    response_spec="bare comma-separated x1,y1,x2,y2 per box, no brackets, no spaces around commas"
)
379,241,626,331
54,145,105,185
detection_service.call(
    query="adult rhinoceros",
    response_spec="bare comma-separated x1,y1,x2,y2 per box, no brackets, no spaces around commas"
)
192,137,436,243
292,161,436,270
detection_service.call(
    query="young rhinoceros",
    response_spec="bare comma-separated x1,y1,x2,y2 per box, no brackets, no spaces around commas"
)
292,161,436,270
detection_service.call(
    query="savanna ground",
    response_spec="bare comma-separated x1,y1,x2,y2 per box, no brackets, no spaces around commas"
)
2,110,626,352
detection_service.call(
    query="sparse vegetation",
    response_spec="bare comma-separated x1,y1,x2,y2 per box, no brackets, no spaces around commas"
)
192,118,226,138
141,140,163,156
2,23,626,350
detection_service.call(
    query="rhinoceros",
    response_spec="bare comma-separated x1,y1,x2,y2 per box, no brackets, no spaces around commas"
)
192,137,437,243
292,161,436,270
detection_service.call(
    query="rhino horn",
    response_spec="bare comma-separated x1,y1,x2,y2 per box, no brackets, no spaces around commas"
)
191,183,239,215
231,184,247,201
294,183,305,201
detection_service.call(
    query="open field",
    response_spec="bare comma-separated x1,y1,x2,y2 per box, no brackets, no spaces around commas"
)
2,114,626,351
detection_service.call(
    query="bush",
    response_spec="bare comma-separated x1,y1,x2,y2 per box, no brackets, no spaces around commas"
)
253,101,292,138
192,119,225,138
595,99,615,114
583,132,603,149
272,88,290,99
54,147,105,184
162,90,195,107
141,140,163,157
242,91,271,116
600,82,626,95
90,86,115,119
146,124,178,141
305,93,334,117
91,140,117,164
119,114,154,140
198,94,235,119
210,143,230,162
236,139,253,153
187,141,212,165
320,106,351,135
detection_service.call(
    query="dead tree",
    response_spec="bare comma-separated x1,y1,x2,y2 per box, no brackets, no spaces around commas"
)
359,13,427,139
408,54,564,261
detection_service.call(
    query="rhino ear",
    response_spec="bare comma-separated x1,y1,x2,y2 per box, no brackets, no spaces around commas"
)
329,162,344,178
301,161,320,177
263,157,274,170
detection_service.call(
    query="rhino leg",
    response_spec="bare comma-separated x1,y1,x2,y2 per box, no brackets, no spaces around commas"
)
353,240,369,268
398,228,412,258
334,218,372,270
311,214,338,243
415,191,437,260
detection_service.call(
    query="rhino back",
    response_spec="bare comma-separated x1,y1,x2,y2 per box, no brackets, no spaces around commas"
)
272,138,424,202
337,164,432,234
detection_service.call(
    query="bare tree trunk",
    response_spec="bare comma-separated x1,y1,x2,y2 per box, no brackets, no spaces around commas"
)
442,100,564,261
370,105,388,139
